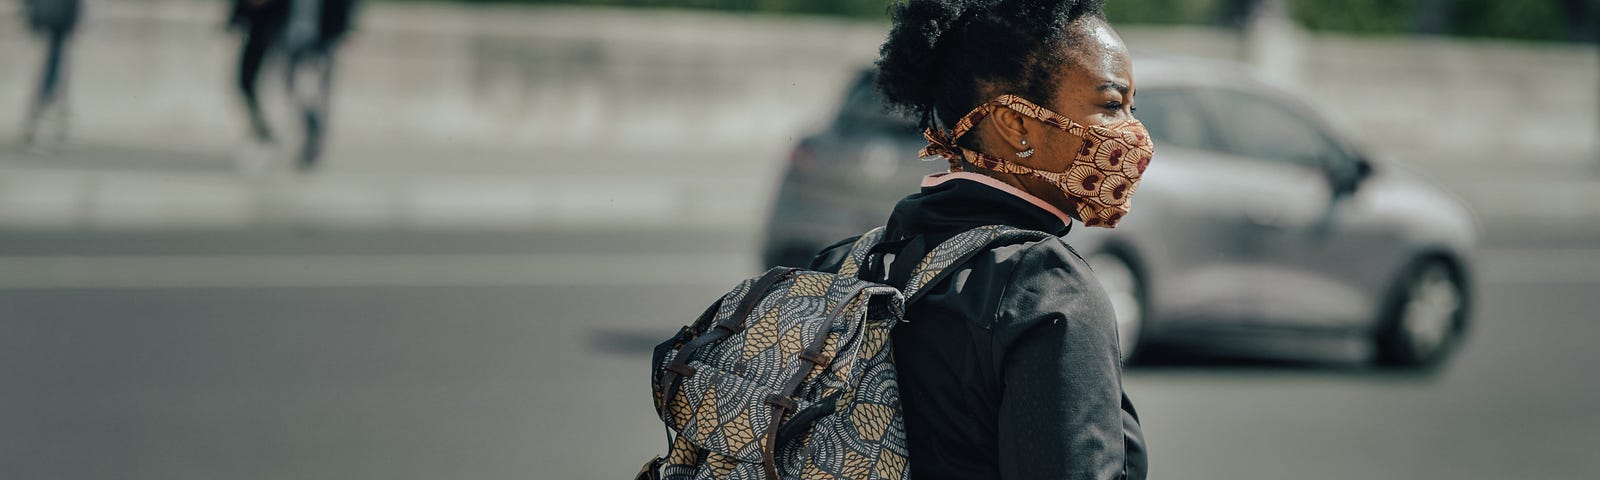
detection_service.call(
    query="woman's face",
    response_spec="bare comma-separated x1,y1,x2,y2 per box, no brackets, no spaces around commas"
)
987,17,1137,213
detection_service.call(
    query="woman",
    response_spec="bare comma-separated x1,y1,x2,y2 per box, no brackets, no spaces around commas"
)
809,1,1150,478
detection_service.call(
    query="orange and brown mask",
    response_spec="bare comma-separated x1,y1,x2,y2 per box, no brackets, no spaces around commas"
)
921,94,1155,228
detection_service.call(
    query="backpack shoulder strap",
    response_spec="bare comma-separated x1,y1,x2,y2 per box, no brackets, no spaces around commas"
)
900,225,1054,305
836,226,886,280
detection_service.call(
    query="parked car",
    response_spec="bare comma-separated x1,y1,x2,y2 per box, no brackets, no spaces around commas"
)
761,57,1479,368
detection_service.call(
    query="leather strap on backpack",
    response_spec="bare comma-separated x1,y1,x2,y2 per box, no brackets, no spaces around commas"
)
660,267,797,421
759,282,878,480
656,299,721,418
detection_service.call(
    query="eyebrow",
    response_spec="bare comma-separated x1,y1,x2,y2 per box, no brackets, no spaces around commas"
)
1097,82,1131,95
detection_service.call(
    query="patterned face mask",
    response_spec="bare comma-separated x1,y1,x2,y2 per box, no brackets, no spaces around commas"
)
921,95,1155,228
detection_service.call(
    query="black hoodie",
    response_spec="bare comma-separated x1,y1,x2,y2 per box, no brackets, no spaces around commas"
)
809,175,1147,480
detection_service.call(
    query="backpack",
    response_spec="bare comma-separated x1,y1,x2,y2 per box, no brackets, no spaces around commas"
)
639,225,1052,480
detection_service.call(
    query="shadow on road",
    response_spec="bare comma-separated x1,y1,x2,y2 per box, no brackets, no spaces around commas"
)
590,328,676,356
1129,346,1456,383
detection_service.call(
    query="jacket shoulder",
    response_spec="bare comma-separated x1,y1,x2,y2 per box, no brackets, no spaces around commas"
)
983,237,1114,335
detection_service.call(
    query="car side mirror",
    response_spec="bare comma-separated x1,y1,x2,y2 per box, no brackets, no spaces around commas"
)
1327,154,1373,196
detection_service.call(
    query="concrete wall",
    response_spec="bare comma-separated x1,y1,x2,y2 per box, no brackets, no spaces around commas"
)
1,0,1594,171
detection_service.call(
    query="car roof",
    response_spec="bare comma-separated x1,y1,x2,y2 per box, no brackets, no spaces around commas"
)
1129,53,1267,91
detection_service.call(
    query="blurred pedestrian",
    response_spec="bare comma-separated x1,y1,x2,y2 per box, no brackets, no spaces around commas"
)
1217,0,1261,29
282,0,357,171
806,1,1151,479
18,0,82,149
228,0,289,145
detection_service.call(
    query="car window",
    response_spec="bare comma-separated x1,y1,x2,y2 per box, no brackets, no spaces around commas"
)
836,73,916,133
1132,89,1214,152
1210,90,1342,167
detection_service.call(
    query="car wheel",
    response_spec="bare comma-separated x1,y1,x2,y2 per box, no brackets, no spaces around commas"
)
1087,252,1145,362
1375,259,1467,368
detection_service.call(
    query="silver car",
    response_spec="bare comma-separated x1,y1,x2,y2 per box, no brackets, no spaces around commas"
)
761,57,1478,368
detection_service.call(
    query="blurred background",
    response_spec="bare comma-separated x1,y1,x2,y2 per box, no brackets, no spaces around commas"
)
0,0,1596,479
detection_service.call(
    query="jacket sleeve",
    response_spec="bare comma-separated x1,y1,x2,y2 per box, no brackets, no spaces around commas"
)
990,242,1146,480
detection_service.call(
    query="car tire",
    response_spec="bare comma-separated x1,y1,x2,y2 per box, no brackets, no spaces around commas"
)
1087,252,1147,362
1374,259,1468,369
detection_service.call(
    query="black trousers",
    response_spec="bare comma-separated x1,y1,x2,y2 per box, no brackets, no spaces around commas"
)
285,43,334,168
24,28,73,142
238,20,281,141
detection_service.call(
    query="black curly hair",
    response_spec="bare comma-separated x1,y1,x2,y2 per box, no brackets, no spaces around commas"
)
875,0,1107,134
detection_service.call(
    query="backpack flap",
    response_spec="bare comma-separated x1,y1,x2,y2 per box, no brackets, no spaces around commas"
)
653,268,796,428
652,267,827,465
652,271,906,476
666,359,808,464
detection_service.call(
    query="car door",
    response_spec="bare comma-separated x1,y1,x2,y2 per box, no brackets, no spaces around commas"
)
1105,87,1256,327
1206,89,1377,331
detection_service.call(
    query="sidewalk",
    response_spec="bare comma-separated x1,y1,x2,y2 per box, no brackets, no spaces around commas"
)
0,141,782,233
3,137,1598,242
1,1,1594,238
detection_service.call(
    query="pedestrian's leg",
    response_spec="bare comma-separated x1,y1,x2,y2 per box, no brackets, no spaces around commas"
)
239,27,276,143
289,47,332,171
23,31,67,146
309,48,334,167
52,30,74,144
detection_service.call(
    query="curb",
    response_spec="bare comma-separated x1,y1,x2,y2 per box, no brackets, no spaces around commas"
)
0,165,771,233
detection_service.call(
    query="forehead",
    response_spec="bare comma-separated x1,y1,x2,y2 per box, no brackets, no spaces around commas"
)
1059,18,1132,89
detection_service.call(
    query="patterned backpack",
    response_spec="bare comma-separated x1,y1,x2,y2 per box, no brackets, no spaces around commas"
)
638,225,1051,480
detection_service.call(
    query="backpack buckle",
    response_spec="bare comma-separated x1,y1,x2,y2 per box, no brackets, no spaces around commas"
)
764,394,797,412
666,363,696,378
797,349,827,365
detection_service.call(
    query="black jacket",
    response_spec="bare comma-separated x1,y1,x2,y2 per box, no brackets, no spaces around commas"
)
229,0,356,43
809,177,1148,480
24,0,80,33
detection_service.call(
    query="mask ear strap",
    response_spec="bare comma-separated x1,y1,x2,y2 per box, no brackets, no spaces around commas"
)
994,94,1085,136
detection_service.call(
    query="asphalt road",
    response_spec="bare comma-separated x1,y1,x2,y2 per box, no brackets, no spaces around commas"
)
1,228,1597,480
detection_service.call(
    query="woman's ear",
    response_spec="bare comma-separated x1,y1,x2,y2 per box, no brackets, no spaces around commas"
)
987,107,1030,154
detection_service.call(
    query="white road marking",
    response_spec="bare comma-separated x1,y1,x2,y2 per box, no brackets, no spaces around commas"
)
0,253,756,289
0,248,1588,290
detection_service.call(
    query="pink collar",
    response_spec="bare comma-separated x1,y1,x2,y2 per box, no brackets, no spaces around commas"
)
921,172,1074,227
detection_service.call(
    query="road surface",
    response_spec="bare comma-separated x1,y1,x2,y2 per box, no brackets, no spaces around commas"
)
1,227,1596,480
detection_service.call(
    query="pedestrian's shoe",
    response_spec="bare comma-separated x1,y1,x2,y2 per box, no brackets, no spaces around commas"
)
251,120,276,145
248,110,276,144
297,112,324,172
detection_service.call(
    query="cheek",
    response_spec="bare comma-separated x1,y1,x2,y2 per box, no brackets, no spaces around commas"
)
1033,129,1085,171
